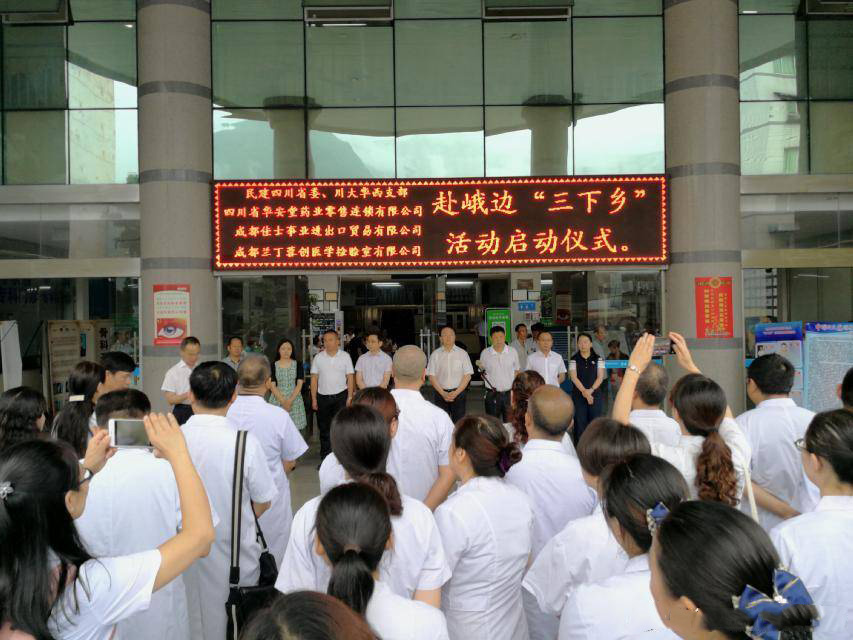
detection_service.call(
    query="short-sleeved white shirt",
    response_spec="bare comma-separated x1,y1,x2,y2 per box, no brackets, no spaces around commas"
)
427,346,474,390
310,350,354,395
48,550,163,640
479,345,520,392
527,350,567,386
523,503,628,617
736,398,816,530
160,360,193,403
180,414,278,640
629,409,682,447
388,389,455,502
74,450,192,640
366,580,451,640
227,395,309,565
276,494,451,598
355,350,393,387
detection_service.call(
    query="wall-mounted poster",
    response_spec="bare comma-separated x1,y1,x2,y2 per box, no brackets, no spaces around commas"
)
694,277,733,339
153,284,191,346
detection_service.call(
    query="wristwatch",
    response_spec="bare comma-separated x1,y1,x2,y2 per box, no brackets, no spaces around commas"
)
626,364,640,374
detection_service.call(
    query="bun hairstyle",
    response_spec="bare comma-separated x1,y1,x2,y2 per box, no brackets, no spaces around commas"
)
0,440,93,639
600,453,689,554
0,386,49,449
453,414,522,478
53,361,106,457
315,483,392,616
804,408,853,485
670,373,738,505
509,370,545,445
330,404,403,516
240,591,379,640
576,418,651,477
656,501,819,640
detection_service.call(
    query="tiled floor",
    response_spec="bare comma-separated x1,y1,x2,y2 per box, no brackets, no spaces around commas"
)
289,385,488,511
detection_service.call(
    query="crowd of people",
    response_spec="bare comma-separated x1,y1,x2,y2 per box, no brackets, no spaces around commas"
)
0,326,852,640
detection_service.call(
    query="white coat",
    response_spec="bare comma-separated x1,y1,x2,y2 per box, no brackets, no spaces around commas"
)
435,476,534,640
366,581,451,640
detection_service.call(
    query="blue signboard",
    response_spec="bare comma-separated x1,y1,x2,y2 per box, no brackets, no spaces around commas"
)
517,301,535,311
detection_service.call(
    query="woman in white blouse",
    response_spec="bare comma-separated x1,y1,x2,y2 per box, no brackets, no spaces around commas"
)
315,482,450,640
613,333,751,507
0,414,214,640
559,453,687,639
771,408,853,639
434,414,534,640
277,402,450,607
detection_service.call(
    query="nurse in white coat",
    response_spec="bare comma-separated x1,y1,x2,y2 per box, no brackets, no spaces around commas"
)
649,501,819,640
315,482,450,640
559,454,686,640
524,418,651,618
277,400,450,607
434,414,534,640
771,409,853,639
0,414,214,640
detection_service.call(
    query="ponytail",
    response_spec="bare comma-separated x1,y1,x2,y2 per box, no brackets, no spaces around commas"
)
510,370,544,446
316,484,392,616
696,430,738,506
454,415,522,478
362,472,402,517
53,361,104,458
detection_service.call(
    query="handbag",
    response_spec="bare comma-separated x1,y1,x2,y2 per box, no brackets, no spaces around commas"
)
225,430,280,640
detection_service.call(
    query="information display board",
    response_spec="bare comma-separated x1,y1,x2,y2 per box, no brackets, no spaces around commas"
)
213,176,668,271
484,308,511,346
694,276,734,339
804,322,853,412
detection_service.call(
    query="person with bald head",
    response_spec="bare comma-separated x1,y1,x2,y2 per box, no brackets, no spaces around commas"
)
227,354,308,565
505,385,596,640
389,345,457,510
628,362,682,446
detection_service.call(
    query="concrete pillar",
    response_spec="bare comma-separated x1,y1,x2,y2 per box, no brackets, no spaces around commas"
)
664,0,745,413
137,0,217,411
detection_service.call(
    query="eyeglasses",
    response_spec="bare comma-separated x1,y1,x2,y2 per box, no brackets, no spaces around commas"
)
793,438,808,453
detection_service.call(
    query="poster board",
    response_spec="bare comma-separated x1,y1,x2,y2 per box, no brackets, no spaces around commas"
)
484,308,511,346
694,276,734,339
47,321,97,411
803,322,853,413
754,322,804,406
153,284,191,346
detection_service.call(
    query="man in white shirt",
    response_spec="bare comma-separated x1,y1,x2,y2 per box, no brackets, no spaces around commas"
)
227,355,309,566
628,363,682,446
311,330,355,460
355,332,393,389
161,336,200,424
591,325,608,360
511,323,535,370
101,351,136,393
479,325,520,422
390,345,456,510
181,361,277,640
738,353,816,530
526,331,567,386
505,385,596,640
427,325,474,423
222,335,245,371
76,388,194,640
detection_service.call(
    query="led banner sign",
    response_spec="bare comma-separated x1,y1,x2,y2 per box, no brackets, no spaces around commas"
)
213,175,668,271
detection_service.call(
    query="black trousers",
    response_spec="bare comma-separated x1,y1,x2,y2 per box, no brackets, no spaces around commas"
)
172,404,193,425
484,389,511,422
317,390,348,459
571,390,603,445
434,388,468,424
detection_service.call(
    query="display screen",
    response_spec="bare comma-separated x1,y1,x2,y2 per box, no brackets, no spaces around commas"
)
213,175,668,271
113,419,150,447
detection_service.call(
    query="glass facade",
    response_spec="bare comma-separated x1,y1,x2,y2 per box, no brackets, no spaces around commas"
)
739,10,853,174
212,6,665,179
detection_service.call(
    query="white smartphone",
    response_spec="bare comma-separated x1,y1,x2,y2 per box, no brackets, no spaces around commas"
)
107,418,151,449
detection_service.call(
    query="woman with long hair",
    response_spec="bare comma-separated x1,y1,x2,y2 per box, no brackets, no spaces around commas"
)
770,408,853,638
314,483,449,640
0,413,214,639
558,453,689,639
507,370,545,446
613,333,751,506
651,501,818,640
268,338,307,432
52,361,106,458
277,402,450,608
434,414,533,640
0,386,48,449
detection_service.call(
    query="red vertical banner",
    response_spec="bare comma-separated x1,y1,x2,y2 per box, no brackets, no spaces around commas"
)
694,277,733,339
153,284,191,346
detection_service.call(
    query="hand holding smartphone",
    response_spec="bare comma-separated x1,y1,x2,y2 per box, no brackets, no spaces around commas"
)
108,418,152,449
652,336,676,357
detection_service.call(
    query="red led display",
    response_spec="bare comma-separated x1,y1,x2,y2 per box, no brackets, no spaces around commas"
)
212,176,668,271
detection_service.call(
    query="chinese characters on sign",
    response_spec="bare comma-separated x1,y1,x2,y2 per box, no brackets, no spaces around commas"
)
153,284,190,346
213,176,668,270
694,277,734,340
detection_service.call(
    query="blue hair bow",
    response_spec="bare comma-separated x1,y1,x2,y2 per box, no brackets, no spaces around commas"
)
734,568,817,640
645,501,669,535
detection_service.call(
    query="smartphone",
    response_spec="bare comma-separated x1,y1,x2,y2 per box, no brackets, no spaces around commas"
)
652,336,676,357
108,418,151,449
